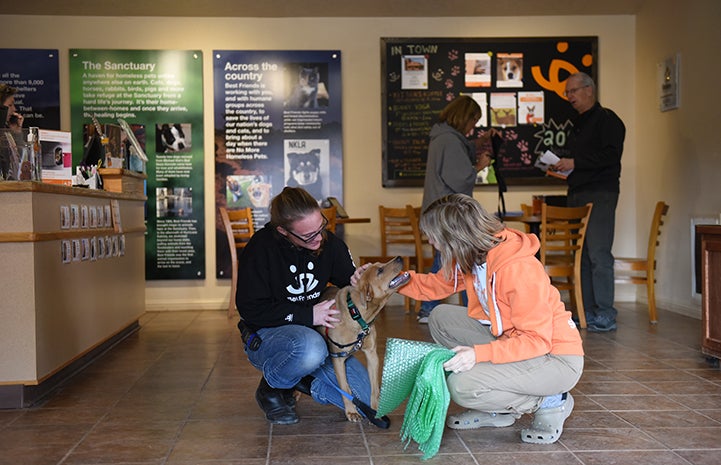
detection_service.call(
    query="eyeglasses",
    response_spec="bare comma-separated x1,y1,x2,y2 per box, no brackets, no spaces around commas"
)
564,85,589,97
286,214,328,243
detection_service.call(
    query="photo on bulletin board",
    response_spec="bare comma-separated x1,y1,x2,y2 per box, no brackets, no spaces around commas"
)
381,37,598,187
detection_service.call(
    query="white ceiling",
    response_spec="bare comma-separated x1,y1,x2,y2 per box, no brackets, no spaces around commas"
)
7,0,646,17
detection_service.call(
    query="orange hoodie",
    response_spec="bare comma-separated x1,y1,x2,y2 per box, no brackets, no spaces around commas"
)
399,228,584,364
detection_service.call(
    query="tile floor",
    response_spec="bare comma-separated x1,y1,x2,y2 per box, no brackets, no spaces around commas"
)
2,303,721,464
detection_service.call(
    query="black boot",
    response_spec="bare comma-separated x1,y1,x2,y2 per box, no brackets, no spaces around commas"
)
293,375,315,397
281,388,297,407
255,378,299,425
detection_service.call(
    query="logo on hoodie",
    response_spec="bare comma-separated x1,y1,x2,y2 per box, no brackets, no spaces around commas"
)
286,261,320,301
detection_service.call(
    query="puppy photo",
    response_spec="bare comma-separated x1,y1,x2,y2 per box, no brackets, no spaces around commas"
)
246,176,272,208
319,257,410,423
156,123,191,153
226,174,271,209
496,53,524,88
286,148,324,201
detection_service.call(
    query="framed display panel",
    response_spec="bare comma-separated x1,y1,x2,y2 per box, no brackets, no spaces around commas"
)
381,37,597,187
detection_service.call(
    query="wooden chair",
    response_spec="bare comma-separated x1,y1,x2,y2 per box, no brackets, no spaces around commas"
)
614,201,669,324
407,205,438,311
540,203,593,328
320,205,337,234
408,205,435,274
219,206,255,318
359,205,416,312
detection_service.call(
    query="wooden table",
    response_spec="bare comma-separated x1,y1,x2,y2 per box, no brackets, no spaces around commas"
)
501,213,541,236
337,217,371,225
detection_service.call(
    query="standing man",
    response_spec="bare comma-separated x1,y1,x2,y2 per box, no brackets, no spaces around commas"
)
552,72,625,332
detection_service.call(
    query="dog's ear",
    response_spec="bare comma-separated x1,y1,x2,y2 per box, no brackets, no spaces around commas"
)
358,276,375,304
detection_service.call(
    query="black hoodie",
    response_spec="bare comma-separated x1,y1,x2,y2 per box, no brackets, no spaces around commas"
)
236,224,356,331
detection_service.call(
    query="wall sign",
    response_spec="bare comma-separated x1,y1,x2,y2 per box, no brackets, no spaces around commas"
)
213,50,343,279
70,49,205,280
658,53,680,112
0,49,60,130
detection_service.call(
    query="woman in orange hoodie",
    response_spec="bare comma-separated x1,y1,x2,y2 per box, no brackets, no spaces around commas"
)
399,193,584,444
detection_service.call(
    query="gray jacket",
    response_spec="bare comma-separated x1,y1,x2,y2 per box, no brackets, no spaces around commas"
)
421,122,476,212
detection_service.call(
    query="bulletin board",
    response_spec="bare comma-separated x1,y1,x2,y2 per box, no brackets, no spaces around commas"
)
381,37,597,187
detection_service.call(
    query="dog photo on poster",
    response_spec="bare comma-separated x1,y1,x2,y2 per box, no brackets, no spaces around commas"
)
213,50,343,279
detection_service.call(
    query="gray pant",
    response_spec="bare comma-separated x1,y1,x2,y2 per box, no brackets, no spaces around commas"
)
429,305,584,415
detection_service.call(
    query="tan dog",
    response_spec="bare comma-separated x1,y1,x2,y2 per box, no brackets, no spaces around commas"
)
318,256,409,423
246,180,271,208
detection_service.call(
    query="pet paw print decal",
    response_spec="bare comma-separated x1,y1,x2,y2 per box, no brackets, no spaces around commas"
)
447,49,459,61
450,65,461,77
286,262,320,295
531,41,593,100
516,139,532,165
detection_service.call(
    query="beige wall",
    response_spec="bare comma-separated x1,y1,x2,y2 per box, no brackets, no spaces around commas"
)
633,0,721,317
6,13,681,313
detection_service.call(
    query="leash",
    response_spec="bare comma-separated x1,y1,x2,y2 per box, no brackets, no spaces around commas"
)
315,369,390,429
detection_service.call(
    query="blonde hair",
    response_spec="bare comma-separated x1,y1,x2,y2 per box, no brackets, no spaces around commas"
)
439,95,481,133
420,194,504,277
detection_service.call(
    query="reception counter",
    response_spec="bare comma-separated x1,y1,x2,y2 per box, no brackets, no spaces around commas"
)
0,182,146,408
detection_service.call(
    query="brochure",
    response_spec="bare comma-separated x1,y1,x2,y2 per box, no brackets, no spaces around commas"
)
534,149,572,179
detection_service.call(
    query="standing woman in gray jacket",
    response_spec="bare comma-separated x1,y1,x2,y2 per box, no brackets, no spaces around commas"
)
418,95,497,323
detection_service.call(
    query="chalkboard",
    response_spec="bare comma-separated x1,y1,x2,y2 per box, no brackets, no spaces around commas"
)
381,37,597,187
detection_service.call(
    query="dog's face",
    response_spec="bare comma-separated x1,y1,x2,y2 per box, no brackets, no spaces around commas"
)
288,150,320,186
355,256,410,307
498,58,522,81
246,179,271,208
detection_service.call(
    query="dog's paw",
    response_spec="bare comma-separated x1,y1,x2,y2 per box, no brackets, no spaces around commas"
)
345,410,363,423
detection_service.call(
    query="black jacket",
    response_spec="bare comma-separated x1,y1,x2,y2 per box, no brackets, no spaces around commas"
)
236,224,356,331
566,102,625,194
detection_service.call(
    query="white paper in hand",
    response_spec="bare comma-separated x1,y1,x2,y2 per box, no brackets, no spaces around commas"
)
535,150,571,178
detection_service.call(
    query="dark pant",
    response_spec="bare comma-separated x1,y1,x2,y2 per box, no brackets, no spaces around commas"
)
420,251,467,314
567,191,619,321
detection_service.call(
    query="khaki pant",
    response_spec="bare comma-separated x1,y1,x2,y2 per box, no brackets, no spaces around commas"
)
429,304,584,415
